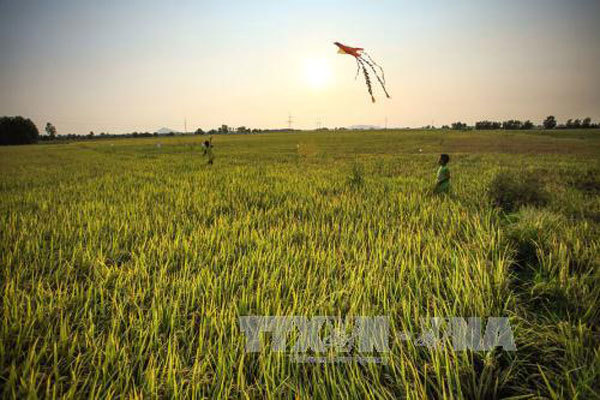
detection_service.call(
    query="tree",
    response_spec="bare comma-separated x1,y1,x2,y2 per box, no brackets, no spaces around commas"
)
565,119,574,128
475,121,490,130
543,116,556,129
88,131,94,137
195,128,204,135
0,116,40,145
502,120,523,130
475,120,501,130
45,122,57,139
573,119,581,129
522,120,534,130
218,124,229,133
451,122,468,130
582,117,592,129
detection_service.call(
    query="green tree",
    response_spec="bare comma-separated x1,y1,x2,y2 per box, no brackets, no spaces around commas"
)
45,122,57,139
451,122,468,130
502,120,523,130
522,120,534,130
543,115,557,129
582,117,591,128
218,124,229,133
0,116,39,145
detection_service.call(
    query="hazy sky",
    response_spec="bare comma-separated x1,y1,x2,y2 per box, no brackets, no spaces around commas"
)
1,0,599,133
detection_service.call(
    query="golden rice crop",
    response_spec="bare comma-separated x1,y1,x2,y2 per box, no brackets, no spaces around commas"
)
1,129,599,398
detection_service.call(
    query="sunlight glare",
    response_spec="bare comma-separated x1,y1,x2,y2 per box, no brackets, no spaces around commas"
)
304,58,331,89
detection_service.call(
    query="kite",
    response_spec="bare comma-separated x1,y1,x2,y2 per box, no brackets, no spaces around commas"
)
334,42,390,103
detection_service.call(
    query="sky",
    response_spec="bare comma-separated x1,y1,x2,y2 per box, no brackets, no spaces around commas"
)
1,0,599,134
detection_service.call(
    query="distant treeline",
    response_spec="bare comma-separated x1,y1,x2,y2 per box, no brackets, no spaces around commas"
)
41,124,269,142
3,121,326,145
445,116,599,131
1,115,600,145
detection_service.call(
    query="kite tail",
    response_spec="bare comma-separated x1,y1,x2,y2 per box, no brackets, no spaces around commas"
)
354,57,361,81
361,56,391,99
357,58,375,103
362,52,386,84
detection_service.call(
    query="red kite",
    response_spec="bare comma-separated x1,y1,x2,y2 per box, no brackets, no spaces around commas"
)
334,42,390,103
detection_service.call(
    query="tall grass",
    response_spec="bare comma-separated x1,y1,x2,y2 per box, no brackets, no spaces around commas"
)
1,129,599,398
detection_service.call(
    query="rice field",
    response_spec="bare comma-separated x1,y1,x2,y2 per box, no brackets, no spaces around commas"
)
1,129,599,398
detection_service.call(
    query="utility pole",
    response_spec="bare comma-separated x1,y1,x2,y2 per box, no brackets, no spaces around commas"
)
184,117,187,134
287,113,293,130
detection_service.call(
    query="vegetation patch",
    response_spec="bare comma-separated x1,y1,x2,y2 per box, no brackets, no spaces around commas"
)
346,162,365,188
569,168,600,195
488,169,548,212
1,130,599,398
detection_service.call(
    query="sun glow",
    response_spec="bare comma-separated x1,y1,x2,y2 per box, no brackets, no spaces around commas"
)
304,58,331,89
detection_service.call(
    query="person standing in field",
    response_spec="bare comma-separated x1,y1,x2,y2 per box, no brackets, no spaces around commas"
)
434,154,450,194
203,137,214,165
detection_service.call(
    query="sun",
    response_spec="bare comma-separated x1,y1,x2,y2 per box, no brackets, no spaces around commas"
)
304,58,331,89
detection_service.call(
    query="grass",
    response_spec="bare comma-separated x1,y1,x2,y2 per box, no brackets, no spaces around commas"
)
487,170,548,213
1,129,600,398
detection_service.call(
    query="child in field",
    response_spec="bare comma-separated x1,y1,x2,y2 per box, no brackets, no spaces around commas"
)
203,138,214,165
434,154,450,194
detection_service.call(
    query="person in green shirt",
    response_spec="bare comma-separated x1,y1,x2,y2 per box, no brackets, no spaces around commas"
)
203,138,214,165
434,153,450,194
